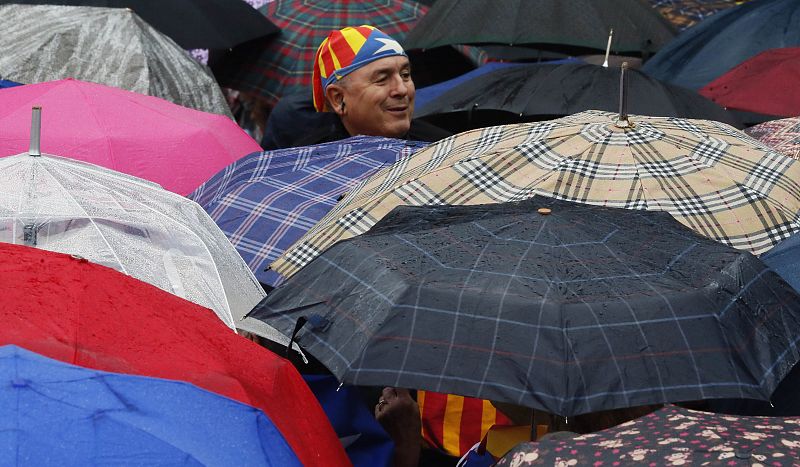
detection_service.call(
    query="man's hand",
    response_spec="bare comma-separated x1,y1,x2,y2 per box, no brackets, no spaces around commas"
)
375,387,421,467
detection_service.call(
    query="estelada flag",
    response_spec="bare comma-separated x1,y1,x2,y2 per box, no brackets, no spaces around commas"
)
419,390,513,457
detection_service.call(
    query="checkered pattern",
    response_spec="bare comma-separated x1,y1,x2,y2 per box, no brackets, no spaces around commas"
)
252,198,800,416
189,136,428,286
648,0,743,30
223,0,427,107
746,117,800,160
272,111,800,278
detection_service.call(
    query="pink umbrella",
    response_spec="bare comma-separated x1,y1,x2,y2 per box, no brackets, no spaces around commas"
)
0,78,261,195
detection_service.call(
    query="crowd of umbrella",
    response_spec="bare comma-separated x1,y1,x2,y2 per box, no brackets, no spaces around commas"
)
1,0,800,466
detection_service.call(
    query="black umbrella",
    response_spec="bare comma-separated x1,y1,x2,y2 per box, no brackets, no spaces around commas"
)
0,0,279,49
248,197,800,417
403,0,677,56
415,62,742,132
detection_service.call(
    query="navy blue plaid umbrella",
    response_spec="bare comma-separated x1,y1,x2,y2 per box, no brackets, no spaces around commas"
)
190,136,429,289
248,196,800,417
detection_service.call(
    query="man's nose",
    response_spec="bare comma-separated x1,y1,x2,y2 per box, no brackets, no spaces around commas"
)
389,75,411,97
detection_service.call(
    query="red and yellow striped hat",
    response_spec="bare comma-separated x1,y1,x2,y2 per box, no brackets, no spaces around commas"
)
312,25,407,112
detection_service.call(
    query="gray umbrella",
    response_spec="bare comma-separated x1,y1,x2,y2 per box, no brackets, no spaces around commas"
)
0,4,231,117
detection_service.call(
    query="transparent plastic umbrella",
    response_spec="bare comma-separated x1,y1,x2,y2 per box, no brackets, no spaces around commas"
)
0,122,270,333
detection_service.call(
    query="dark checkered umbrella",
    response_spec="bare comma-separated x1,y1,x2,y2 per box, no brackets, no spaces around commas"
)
249,197,800,416
216,0,427,106
498,405,800,466
648,0,744,31
273,110,800,279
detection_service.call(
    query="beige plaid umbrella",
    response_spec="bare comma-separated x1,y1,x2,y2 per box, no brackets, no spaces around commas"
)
272,110,800,278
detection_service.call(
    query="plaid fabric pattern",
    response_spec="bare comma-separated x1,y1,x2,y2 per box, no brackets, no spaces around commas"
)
746,117,800,160
226,1,426,107
649,0,745,30
253,198,800,415
272,110,800,278
189,136,428,287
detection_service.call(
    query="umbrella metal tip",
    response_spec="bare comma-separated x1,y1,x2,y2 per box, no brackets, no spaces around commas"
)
537,208,552,215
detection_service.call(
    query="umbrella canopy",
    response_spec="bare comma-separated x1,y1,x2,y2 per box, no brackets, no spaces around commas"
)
0,151,270,331
0,242,350,467
648,0,744,30
700,47,800,118
0,4,231,116
250,197,800,416
0,0,280,50
0,345,301,466
402,0,676,55
641,0,800,90
190,136,428,291
498,405,800,465
762,232,800,293
415,62,741,131
215,0,428,106
745,116,800,160
0,79,20,89
0,79,261,195
272,110,800,279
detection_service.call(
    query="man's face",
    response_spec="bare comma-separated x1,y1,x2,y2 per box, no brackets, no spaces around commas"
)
332,56,415,138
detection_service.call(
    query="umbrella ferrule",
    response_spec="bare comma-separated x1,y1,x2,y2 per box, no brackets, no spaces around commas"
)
602,29,614,68
29,107,41,157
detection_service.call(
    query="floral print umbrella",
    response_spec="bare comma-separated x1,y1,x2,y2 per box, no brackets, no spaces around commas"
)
498,405,800,466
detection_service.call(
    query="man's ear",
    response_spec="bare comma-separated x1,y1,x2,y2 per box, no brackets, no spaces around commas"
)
326,84,346,116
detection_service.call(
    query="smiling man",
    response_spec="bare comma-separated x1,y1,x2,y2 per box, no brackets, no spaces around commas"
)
304,25,449,144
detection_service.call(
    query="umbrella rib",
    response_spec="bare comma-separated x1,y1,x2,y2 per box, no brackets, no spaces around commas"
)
39,157,129,275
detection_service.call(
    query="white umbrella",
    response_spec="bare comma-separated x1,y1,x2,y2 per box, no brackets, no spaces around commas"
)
0,110,277,338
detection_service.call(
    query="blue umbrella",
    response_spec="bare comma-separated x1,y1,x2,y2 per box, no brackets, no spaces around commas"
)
641,0,800,90
763,231,800,292
189,136,429,288
414,59,582,110
0,345,301,466
0,78,20,88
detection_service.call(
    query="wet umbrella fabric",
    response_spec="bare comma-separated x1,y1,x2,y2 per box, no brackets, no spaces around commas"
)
415,62,741,129
641,0,800,90
190,136,428,291
700,47,800,118
497,405,800,466
0,345,301,466
0,242,350,467
0,152,269,332
745,116,800,160
0,4,231,116
763,232,800,293
250,197,800,416
0,0,280,50
0,79,261,196
0,79,20,89
216,0,427,106
402,0,676,55
272,110,800,279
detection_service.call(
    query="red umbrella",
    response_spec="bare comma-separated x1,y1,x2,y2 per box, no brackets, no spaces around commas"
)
0,242,349,467
700,47,800,117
